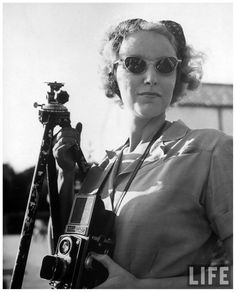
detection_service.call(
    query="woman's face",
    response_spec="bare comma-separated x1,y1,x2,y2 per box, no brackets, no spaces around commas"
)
115,30,177,120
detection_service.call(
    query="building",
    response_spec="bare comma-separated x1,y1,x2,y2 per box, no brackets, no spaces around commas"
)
167,83,233,136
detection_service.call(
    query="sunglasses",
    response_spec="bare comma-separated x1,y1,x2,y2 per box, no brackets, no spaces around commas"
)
114,56,181,74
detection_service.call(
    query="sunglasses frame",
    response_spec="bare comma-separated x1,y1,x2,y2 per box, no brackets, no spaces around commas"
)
114,56,182,75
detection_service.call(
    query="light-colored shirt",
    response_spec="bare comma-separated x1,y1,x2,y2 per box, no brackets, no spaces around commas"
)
82,120,233,279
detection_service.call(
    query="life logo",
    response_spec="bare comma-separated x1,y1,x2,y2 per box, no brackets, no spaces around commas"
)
188,265,231,287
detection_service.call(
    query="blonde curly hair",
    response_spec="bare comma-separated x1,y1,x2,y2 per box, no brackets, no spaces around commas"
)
99,18,204,104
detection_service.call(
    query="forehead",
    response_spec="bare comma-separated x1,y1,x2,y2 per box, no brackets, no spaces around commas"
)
119,30,176,58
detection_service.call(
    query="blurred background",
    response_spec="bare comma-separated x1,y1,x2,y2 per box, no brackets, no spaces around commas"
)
3,2,233,288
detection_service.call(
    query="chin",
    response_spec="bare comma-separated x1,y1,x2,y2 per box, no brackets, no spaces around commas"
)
136,111,163,120
135,106,163,119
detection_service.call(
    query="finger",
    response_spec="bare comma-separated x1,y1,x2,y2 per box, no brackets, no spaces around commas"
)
56,123,82,137
95,281,110,289
53,127,72,138
90,253,114,271
53,137,78,154
53,137,76,149
53,143,74,159
53,129,80,146
53,127,80,142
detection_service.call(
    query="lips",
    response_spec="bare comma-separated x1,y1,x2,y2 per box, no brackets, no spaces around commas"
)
139,92,161,97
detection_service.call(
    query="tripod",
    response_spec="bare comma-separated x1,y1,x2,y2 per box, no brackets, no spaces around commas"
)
10,82,90,289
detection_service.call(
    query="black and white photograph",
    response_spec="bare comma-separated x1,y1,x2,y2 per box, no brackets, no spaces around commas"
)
3,2,233,289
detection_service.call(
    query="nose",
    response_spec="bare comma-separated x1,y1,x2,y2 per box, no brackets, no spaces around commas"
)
143,64,158,86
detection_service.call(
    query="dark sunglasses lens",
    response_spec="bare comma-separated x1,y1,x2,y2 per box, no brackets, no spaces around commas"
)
125,57,146,74
156,57,178,73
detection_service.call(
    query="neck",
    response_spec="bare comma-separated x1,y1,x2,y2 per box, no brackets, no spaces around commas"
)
126,113,166,152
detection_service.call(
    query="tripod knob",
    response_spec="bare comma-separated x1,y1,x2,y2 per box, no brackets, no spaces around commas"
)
33,102,45,108
56,90,69,104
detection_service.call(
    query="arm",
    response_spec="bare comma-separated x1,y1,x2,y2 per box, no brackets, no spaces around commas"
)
49,126,82,246
57,168,75,230
92,233,233,289
139,235,232,288
91,249,233,289
90,253,189,288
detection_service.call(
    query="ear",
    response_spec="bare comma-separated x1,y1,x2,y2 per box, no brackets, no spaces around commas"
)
109,70,121,99
171,66,181,104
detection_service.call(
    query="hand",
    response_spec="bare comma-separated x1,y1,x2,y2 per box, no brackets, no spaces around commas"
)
91,253,138,289
53,122,82,171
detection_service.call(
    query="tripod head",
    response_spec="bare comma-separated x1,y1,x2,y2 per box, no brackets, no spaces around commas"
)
34,81,70,126
47,81,64,92
46,81,69,104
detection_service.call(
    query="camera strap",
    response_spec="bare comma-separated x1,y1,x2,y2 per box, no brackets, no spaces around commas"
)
113,121,168,214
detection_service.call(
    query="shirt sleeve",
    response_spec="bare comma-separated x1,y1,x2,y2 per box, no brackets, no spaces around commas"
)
204,134,233,240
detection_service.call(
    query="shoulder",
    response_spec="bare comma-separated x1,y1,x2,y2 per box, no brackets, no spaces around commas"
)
167,120,232,154
186,127,232,154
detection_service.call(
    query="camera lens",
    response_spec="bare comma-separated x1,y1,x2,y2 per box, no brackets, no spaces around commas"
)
59,238,71,255
40,255,67,281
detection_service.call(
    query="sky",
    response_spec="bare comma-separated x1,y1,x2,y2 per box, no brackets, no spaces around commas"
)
3,2,234,172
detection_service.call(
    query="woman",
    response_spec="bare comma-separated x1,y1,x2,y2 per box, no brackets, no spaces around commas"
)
53,19,232,288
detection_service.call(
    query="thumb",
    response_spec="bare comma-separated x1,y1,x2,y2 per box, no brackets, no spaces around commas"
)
75,122,82,136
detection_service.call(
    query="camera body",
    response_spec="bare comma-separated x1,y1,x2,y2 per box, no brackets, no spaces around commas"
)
40,193,115,288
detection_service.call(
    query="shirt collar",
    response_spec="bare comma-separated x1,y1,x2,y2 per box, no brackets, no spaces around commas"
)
105,120,189,159
106,150,117,160
161,120,189,142
106,139,129,160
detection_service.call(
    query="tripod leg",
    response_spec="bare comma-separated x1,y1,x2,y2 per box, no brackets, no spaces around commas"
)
10,124,53,289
